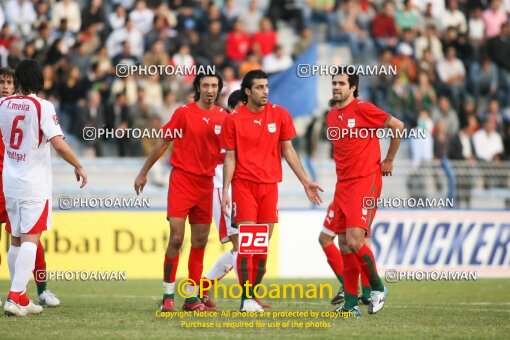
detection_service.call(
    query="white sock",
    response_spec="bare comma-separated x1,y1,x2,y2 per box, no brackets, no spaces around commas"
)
7,245,20,282
232,251,238,277
185,284,197,297
205,250,234,281
10,242,37,293
163,282,175,295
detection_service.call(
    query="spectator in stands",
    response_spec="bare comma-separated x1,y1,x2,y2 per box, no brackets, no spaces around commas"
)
419,2,441,32
104,92,130,157
436,46,466,110
239,0,263,34
69,42,92,76
239,51,262,78
473,116,505,162
432,95,459,136
112,41,139,67
267,0,305,33
292,27,313,59
51,18,76,54
129,87,152,156
483,99,505,133
371,1,399,53
469,54,498,109
144,15,173,53
78,90,105,156
408,109,434,200
468,6,485,56
58,66,89,135
412,72,437,114
482,0,508,39
391,43,417,85
440,0,467,34
225,19,250,63
433,118,455,200
395,0,420,32
81,0,106,33
415,24,443,62
161,91,183,122
143,39,169,67
262,44,293,75
486,23,510,106
109,4,127,31
52,0,82,33
142,74,163,115
129,0,154,35
251,17,277,58
176,4,199,33
5,0,37,39
107,18,143,59
198,20,224,66
222,0,239,30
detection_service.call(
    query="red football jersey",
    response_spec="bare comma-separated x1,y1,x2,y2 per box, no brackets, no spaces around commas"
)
221,102,296,183
327,98,391,181
161,101,227,177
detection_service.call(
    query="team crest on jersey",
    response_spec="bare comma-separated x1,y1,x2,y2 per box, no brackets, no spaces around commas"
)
347,118,355,128
53,114,60,125
328,210,334,218
267,123,276,133
214,124,221,134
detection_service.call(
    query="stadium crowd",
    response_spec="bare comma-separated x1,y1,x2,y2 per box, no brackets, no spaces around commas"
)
0,0,509,164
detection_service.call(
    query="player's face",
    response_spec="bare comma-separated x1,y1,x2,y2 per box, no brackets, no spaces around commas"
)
0,75,15,97
198,76,220,104
247,78,269,107
331,74,355,104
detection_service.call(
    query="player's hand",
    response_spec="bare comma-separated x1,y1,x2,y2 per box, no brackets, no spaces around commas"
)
304,181,323,205
381,159,393,176
75,166,87,188
134,172,147,195
222,190,231,218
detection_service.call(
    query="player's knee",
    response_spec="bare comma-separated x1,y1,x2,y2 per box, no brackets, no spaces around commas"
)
169,234,184,249
346,238,363,253
191,236,208,249
318,232,333,248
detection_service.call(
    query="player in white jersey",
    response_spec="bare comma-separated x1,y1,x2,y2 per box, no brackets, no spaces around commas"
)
0,59,87,317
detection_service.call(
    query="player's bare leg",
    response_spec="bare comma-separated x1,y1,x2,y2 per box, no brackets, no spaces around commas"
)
200,234,238,309
182,223,214,311
318,232,344,304
160,217,186,312
4,233,44,317
34,242,60,307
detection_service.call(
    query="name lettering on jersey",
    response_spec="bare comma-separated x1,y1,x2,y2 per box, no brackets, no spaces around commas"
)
214,124,221,135
6,150,26,162
347,118,356,128
203,117,210,124
267,123,276,133
254,119,262,126
7,101,30,112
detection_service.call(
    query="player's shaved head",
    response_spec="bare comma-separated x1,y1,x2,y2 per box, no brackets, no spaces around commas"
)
15,59,44,95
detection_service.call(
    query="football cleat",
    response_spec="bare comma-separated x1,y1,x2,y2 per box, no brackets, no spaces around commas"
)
200,292,216,309
254,297,271,309
368,286,388,314
240,299,264,312
25,300,44,314
331,286,345,305
183,300,216,311
358,295,370,305
4,299,28,317
159,297,174,312
333,305,362,318
38,290,61,307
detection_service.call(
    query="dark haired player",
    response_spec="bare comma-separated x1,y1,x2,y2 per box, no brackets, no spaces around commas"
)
0,67,61,309
0,59,87,316
221,70,323,312
327,70,403,316
199,90,243,309
134,73,227,312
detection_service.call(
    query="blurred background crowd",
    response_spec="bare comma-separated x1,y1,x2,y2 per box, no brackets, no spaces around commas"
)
0,0,509,170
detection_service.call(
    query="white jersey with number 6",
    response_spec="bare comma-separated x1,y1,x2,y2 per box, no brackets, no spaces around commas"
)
0,94,63,199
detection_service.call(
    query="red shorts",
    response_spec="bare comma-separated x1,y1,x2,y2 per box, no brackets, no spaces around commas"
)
0,198,6,224
231,178,278,224
167,168,214,224
322,170,382,235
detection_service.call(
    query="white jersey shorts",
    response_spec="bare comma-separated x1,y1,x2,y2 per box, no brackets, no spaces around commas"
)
5,197,52,237
213,187,237,243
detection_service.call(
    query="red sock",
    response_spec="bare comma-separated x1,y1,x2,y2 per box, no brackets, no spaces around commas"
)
252,253,268,286
188,248,205,284
342,253,360,308
163,254,179,283
354,244,384,291
19,292,29,306
7,291,21,304
33,242,46,285
322,244,343,283
236,253,253,299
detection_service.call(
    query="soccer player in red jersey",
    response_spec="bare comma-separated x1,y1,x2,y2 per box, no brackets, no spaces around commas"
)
0,67,60,309
221,70,323,312
326,70,404,316
134,72,227,312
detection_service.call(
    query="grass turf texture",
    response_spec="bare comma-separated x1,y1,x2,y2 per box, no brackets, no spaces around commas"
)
0,278,508,339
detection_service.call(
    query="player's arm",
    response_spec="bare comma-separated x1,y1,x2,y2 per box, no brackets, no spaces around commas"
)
281,140,323,205
50,136,87,188
381,116,404,176
134,138,172,195
222,149,235,217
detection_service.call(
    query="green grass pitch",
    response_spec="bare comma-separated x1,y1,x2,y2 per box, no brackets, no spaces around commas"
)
0,278,508,338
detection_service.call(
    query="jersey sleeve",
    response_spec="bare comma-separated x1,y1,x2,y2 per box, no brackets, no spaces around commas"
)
41,101,64,141
359,101,391,129
220,114,236,150
279,107,297,140
161,106,186,141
